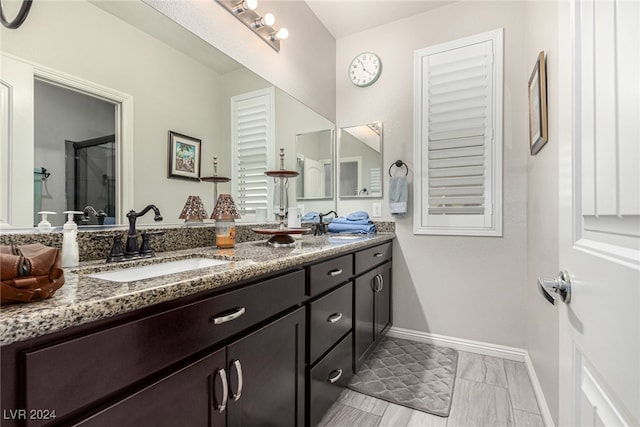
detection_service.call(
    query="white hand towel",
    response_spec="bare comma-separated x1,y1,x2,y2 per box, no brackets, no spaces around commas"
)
389,176,408,216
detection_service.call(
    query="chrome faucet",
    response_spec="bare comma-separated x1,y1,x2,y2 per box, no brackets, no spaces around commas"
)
314,210,337,236
125,205,163,257
81,206,107,225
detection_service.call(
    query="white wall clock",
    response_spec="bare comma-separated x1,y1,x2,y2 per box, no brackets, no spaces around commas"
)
349,52,382,87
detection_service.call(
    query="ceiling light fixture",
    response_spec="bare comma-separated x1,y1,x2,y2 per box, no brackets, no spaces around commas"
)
216,0,288,52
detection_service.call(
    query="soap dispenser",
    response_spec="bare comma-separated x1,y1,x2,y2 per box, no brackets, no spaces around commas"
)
37,211,56,233
61,210,83,268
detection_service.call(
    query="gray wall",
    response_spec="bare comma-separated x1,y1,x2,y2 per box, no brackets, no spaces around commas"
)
524,1,560,423
335,2,559,422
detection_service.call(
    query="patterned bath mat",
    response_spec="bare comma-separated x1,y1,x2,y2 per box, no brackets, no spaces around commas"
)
348,336,458,417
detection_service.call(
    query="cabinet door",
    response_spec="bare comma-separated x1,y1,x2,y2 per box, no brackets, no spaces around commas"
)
74,348,226,427
226,308,305,427
375,262,391,339
354,269,376,370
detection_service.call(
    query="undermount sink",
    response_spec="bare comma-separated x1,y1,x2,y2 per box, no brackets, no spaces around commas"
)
87,258,230,283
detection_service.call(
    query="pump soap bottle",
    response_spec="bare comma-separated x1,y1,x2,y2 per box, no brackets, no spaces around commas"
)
37,211,56,233
62,211,83,268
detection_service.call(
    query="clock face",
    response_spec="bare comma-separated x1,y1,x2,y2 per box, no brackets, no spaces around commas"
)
349,52,382,87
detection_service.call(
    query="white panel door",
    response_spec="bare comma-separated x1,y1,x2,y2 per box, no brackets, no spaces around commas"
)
557,1,639,426
303,157,325,198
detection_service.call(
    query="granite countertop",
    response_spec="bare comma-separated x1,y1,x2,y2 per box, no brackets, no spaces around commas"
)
0,233,394,346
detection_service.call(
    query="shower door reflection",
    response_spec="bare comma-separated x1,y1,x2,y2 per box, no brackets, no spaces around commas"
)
65,135,116,224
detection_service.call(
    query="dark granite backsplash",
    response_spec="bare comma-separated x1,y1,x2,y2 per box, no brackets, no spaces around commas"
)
0,222,395,262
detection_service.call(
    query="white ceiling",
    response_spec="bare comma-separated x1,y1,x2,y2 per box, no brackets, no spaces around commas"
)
304,0,456,39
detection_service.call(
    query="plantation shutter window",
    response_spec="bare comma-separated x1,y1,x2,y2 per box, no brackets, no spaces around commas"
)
231,88,275,221
413,29,503,236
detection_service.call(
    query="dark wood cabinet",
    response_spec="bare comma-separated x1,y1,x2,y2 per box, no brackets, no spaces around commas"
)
305,257,355,427
308,334,352,427
0,238,393,427
73,348,227,427
74,308,305,427
19,270,305,426
354,259,392,371
226,307,305,427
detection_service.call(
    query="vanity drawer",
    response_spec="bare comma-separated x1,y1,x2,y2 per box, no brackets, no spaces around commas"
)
309,333,353,427
307,254,353,297
21,269,304,426
355,242,392,275
309,281,352,363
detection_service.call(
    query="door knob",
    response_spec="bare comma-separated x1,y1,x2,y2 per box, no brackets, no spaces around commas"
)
537,270,571,305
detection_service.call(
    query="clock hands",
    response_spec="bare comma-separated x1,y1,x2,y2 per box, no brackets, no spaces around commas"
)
357,59,374,77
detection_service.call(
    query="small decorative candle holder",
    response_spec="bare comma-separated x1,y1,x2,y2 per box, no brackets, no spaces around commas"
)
211,194,241,248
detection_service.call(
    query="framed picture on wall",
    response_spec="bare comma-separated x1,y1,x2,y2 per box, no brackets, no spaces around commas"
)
168,131,201,180
528,51,548,155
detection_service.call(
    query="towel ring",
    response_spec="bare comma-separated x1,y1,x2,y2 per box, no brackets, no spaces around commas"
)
389,160,408,177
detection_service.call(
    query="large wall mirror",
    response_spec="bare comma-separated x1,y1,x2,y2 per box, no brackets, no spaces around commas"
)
338,122,383,198
0,0,336,228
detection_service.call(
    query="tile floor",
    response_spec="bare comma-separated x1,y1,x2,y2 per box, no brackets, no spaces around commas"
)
318,351,544,427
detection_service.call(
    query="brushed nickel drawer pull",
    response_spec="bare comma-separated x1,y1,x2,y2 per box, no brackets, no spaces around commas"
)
328,369,343,384
327,312,343,323
374,252,383,258
213,307,246,325
230,359,243,401
212,368,228,413
328,269,343,277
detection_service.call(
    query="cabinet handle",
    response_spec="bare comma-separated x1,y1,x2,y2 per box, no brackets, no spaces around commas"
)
230,359,243,401
328,369,343,384
213,307,246,325
327,312,343,323
378,274,384,292
371,274,381,292
212,368,228,413
374,252,383,258
328,269,343,277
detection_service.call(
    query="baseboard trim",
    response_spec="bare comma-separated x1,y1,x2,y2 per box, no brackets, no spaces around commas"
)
386,326,555,427
524,351,556,427
387,326,526,361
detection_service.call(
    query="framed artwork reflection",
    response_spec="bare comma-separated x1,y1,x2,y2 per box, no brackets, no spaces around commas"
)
168,131,201,181
528,51,548,155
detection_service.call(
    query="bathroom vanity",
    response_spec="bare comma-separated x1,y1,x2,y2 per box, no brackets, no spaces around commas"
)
0,234,393,427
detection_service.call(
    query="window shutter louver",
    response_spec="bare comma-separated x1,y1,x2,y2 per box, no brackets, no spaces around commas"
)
231,88,274,220
414,29,503,236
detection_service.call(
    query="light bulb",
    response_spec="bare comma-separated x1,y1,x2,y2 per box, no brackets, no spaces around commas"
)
275,27,288,40
233,0,257,13
263,13,275,26
253,13,275,28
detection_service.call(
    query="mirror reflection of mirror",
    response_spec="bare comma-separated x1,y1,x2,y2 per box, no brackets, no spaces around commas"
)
35,79,117,227
0,0,337,228
339,122,383,198
295,129,333,200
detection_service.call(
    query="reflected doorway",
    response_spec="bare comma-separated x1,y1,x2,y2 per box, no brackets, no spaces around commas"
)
34,79,116,226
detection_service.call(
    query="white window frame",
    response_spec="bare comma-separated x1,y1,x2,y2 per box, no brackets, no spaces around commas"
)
413,29,503,236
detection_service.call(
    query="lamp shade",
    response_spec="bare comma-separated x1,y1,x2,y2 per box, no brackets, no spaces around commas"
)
179,195,208,221
211,194,241,220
